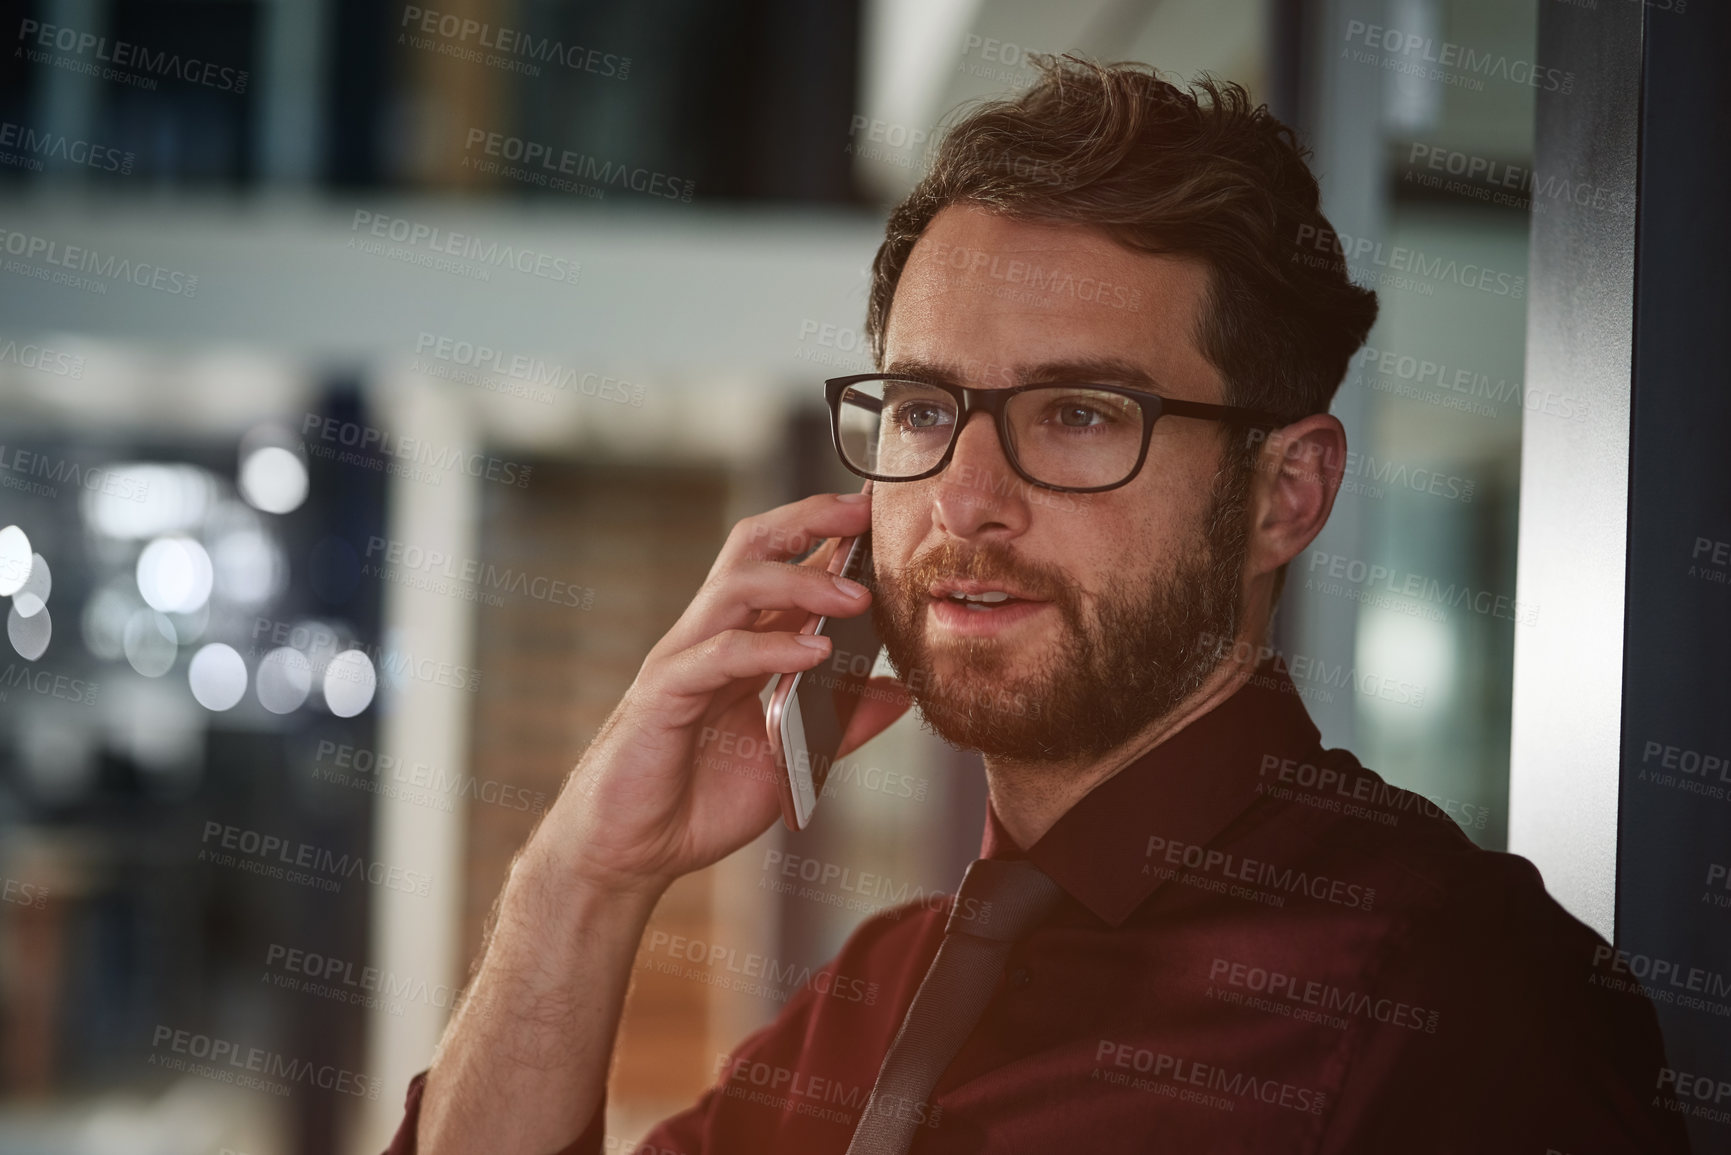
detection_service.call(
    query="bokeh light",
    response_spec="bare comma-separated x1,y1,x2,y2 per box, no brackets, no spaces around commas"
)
0,526,32,597
256,646,313,714
136,537,215,615
322,649,377,717
188,643,249,711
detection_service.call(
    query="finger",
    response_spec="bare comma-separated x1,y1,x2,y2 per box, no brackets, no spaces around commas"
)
666,558,873,653
723,492,872,566
656,628,833,702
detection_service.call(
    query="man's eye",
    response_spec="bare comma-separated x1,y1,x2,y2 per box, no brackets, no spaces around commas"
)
893,402,952,430
1051,402,1112,427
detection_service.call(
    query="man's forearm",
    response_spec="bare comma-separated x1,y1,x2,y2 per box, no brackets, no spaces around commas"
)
416,840,663,1154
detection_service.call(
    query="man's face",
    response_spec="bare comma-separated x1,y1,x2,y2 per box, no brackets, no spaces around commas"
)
869,204,1250,764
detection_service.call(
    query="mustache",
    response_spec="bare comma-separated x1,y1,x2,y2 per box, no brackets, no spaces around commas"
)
887,540,1081,607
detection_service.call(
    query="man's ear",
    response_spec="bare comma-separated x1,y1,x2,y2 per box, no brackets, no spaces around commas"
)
1243,415,1346,580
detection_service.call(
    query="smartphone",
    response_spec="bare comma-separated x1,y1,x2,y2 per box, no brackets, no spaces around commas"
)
764,517,883,832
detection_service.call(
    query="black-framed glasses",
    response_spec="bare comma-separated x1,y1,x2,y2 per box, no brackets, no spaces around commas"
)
824,374,1290,494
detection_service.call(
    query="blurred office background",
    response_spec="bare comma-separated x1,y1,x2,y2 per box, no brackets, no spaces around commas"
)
0,0,1544,1150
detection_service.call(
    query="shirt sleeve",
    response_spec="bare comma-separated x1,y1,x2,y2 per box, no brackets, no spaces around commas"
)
381,1070,609,1155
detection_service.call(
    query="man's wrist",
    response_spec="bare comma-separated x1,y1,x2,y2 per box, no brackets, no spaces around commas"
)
505,834,665,944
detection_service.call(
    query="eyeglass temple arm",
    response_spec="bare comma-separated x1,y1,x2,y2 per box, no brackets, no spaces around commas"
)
839,387,884,415
1157,397,1289,429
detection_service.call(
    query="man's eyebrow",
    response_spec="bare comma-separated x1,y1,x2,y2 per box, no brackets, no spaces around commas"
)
881,355,1164,389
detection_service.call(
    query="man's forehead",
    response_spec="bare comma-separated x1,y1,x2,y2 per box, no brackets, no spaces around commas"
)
885,206,1222,401
881,353,1169,392
898,206,1163,287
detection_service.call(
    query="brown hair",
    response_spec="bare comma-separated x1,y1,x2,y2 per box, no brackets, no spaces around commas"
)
864,56,1378,431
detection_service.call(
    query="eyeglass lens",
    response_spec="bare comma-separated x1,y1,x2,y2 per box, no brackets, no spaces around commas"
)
836,378,1146,489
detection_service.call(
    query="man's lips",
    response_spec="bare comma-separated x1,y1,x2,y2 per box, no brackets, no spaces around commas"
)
926,578,1048,604
922,575,1055,634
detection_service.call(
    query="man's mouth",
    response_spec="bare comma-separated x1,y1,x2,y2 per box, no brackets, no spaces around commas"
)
927,579,1045,613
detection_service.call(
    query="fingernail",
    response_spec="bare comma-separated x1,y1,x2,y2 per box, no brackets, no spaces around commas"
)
795,634,830,649
834,576,868,598
836,492,870,503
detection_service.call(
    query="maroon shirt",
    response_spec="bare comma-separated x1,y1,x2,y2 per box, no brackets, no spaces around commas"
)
388,661,1689,1154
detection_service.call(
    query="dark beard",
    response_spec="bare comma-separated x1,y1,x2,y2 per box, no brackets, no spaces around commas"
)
870,466,1251,764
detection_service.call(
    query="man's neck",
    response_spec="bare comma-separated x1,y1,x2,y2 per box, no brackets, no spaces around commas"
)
982,646,1261,851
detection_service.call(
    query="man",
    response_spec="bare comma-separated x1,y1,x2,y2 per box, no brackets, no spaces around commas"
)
393,58,1687,1154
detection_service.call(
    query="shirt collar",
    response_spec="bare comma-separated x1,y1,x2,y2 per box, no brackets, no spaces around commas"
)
978,656,1323,927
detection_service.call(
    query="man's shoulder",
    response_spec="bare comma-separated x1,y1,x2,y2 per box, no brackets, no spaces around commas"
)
1267,750,1600,956
1283,751,1500,874
1289,759,1688,1152
1294,753,1627,998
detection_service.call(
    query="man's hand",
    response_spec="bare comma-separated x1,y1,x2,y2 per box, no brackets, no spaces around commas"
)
546,488,909,897
416,491,909,1155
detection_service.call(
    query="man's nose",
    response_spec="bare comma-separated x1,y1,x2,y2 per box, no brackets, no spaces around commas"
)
931,411,1031,539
